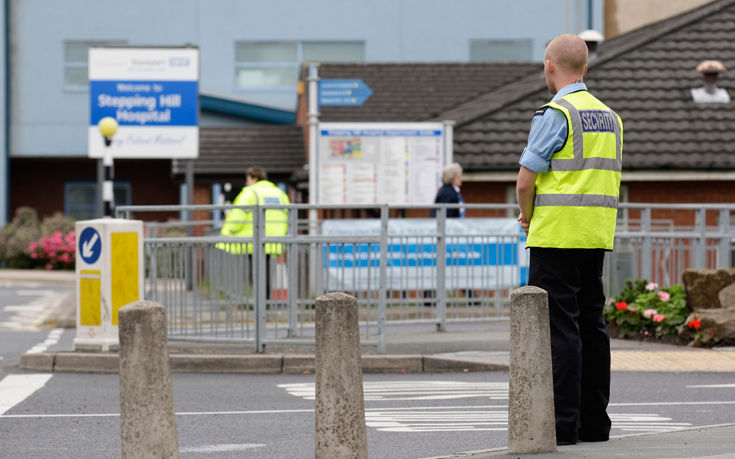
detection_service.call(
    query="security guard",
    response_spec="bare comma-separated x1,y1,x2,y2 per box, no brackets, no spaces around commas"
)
218,166,289,254
516,34,622,446
218,166,290,297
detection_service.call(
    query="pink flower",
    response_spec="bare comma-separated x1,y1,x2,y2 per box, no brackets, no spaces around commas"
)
657,291,670,302
646,282,658,291
653,314,666,323
44,264,52,270
643,309,658,319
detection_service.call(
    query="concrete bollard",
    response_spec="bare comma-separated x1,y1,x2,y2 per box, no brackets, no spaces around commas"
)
508,286,556,454
314,292,368,459
119,301,179,459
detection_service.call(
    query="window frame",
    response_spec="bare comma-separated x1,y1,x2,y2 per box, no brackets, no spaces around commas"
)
234,40,364,92
63,40,127,92
64,181,132,219
469,39,533,63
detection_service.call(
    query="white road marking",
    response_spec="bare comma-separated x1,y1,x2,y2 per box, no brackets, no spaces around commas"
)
180,444,266,453
1,289,65,331
279,381,509,401
688,384,735,389
0,374,53,416
26,328,64,354
363,408,691,433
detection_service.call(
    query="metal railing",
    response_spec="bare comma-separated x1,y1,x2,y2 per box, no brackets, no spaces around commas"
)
116,202,735,352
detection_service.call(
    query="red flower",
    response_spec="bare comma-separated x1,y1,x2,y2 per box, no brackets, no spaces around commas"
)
616,301,628,310
688,319,702,330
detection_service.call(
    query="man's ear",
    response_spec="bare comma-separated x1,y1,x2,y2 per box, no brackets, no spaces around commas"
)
582,64,588,76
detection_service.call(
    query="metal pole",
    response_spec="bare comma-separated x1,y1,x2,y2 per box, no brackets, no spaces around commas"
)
443,120,455,165
185,160,195,290
719,209,731,268
641,207,652,281
377,205,388,354
287,206,299,337
436,207,447,332
254,205,266,352
96,159,104,218
695,208,706,269
307,64,320,299
102,146,114,217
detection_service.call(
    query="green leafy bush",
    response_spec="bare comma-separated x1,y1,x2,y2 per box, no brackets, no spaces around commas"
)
0,207,76,269
604,280,690,338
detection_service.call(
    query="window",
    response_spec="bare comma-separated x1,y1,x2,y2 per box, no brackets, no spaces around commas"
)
470,40,533,62
65,182,131,220
235,41,364,90
64,41,126,90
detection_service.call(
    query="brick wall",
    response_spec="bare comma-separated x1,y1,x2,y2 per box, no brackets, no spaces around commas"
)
627,181,735,227
9,158,178,221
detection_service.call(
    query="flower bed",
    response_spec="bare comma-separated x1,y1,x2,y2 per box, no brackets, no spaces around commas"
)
604,279,719,347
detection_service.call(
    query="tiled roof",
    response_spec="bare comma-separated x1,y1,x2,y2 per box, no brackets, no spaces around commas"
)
308,63,542,122
445,0,735,171
176,125,305,176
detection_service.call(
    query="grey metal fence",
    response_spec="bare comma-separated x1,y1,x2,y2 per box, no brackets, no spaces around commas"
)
116,202,735,352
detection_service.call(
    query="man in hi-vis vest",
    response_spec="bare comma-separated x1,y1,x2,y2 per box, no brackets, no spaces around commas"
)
516,33,622,446
218,166,289,298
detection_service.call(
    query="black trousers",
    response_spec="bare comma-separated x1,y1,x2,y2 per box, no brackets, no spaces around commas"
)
528,247,611,443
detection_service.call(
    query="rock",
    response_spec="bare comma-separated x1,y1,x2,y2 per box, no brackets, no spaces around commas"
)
678,309,735,345
718,283,735,310
681,268,735,311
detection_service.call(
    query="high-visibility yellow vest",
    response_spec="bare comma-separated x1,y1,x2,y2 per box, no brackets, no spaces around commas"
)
216,180,290,255
526,90,623,250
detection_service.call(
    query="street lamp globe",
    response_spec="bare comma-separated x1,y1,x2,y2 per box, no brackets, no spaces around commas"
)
98,116,118,146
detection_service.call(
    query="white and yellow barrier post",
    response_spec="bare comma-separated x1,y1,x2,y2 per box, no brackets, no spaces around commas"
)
74,218,144,351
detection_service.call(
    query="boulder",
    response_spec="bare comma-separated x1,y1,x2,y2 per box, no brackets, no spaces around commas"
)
678,309,735,345
681,268,735,311
718,283,735,310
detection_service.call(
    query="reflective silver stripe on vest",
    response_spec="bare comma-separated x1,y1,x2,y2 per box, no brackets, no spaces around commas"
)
549,99,622,172
534,194,619,208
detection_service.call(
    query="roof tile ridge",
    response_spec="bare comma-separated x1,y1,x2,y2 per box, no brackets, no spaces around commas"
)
435,0,735,127
431,71,546,126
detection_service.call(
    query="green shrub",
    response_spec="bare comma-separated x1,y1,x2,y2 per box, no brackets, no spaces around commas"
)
0,207,76,269
604,280,690,338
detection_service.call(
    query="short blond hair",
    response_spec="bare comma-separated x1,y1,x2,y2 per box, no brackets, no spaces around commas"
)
441,163,463,185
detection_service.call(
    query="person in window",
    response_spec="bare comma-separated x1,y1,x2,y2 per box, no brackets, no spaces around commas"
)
432,163,465,218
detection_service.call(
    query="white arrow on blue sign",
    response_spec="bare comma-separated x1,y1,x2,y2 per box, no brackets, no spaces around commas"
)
318,79,373,106
79,227,102,265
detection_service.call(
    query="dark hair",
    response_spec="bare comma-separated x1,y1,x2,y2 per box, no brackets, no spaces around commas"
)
246,166,267,181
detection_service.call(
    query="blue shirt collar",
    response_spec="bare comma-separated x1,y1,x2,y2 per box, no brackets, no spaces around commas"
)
551,82,587,101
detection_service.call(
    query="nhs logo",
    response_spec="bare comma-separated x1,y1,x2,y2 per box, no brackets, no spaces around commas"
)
169,56,191,67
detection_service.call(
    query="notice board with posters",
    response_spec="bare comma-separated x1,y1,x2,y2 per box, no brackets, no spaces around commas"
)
88,47,199,159
316,122,450,205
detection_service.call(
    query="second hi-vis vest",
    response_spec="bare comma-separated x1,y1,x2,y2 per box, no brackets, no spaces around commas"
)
216,180,289,255
526,90,623,250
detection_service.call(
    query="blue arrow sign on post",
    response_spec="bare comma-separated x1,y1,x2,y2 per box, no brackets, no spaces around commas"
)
318,79,373,106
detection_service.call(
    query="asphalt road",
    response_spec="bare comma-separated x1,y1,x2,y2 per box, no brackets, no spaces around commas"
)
1,286,734,458
1,371,734,459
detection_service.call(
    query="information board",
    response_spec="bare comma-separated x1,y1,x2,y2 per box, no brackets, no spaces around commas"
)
317,122,448,205
88,47,199,159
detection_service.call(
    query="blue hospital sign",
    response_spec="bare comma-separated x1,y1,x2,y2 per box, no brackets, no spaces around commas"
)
88,48,199,159
79,227,102,265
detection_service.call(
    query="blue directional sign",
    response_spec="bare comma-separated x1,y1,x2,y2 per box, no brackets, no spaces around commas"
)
318,79,373,106
79,227,102,265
